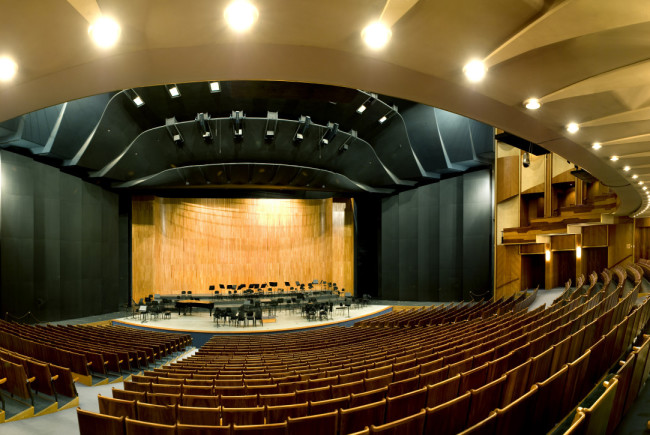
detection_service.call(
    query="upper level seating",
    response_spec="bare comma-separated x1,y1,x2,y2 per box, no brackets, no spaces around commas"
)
78,269,650,434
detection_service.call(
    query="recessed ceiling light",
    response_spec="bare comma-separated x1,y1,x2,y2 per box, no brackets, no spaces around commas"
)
88,16,121,48
209,82,221,93
463,60,487,82
610,155,619,161
524,98,541,110
0,56,17,81
224,0,258,32
633,174,638,179
361,22,392,50
133,95,144,107
356,104,367,114
639,181,644,185
378,115,388,124
592,142,601,150
566,122,579,134
643,186,647,191
624,166,631,171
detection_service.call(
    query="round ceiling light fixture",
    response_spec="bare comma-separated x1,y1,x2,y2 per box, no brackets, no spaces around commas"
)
524,98,541,110
88,16,121,48
361,22,392,50
566,122,579,134
463,59,487,82
0,56,18,81
224,0,259,32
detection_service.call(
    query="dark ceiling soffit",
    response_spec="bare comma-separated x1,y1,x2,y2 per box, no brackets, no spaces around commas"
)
495,132,549,156
64,91,125,167
89,116,409,187
112,162,395,194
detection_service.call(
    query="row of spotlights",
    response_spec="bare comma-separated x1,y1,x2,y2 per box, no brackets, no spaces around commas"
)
131,81,222,107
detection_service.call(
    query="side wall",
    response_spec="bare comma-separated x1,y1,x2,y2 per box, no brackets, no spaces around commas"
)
0,151,125,321
380,169,493,301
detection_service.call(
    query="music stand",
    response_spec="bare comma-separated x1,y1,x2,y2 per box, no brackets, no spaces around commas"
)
139,305,148,323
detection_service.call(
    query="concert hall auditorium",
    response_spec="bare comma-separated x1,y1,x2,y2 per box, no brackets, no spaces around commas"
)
0,1,649,434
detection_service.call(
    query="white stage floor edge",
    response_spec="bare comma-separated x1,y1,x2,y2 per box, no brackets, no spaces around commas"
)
112,304,391,335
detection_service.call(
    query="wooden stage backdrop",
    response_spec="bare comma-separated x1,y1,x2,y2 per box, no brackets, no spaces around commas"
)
132,197,354,302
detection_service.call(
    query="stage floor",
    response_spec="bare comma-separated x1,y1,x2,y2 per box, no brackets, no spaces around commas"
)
112,304,391,335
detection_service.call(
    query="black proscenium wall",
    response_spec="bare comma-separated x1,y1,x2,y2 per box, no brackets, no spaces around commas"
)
374,169,492,302
0,151,127,321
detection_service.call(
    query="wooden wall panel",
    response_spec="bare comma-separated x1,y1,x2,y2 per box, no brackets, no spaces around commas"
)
635,218,650,261
495,244,520,299
583,247,608,276
582,225,608,247
496,196,519,245
552,154,575,180
521,254,545,290
608,223,633,268
497,156,519,203
552,251,576,288
520,243,545,254
132,197,354,301
551,234,575,251
521,153,545,194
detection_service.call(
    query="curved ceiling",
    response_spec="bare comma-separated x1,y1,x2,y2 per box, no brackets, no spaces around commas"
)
0,0,646,213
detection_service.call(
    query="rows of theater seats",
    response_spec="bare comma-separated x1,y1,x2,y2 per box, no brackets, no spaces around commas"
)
553,262,644,305
0,321,190,377
354,296,526,328
0,322,190,422
0,346,77,413
78,270,650,434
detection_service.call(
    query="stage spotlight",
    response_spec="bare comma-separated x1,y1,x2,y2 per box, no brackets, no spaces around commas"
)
338,130,357,153
166,84,181,98
320,122,339,146
265,111,278,141
127,89,144,107
195,112,213,142
294,115,311,143
165,117,184,145
378,104,398,125
231,110,244,139
356,92,377,114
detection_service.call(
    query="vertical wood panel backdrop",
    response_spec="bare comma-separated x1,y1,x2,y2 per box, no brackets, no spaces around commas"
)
132,196,354,302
